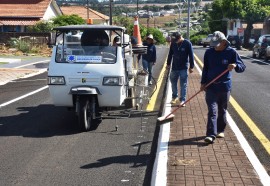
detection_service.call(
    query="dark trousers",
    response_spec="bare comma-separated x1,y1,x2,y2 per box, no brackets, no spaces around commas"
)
205,89,230,138
142,59,153,82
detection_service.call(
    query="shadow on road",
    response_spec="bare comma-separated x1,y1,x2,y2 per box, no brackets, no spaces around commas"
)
0,104,81,138
80,141,152,169
0,104,159,138
80,154,149,169
251,59,270,65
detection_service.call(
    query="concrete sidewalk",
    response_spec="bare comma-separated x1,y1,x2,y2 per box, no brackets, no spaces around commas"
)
0,68,46,85
0,57,49,85
166,68,266,185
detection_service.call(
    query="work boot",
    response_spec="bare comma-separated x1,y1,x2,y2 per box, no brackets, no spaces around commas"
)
204,136,215,144
170,97,179,104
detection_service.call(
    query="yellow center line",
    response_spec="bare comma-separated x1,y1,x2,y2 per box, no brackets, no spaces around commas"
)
146,59,167,111
194,53,270,154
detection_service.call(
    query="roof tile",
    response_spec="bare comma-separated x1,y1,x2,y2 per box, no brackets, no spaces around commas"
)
0,0,51,17
60,6,109,20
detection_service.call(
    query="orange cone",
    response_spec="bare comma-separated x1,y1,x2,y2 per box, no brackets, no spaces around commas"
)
133,16,142,46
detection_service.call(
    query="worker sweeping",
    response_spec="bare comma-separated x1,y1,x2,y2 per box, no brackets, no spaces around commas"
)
201,31,246,144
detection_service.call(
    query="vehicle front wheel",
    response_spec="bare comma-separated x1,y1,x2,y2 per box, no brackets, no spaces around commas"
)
264,54,269,61
258,52,262,59
78,97,92,131
252,50,256,58
125,88,136,109
236,45,241,50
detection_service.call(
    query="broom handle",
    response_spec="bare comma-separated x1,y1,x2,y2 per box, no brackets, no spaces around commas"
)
165,69,230,119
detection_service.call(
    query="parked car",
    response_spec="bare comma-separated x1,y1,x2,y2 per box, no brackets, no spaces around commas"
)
201,34,213,47
227,35,242,50
264,46,270,61
252,34,270,58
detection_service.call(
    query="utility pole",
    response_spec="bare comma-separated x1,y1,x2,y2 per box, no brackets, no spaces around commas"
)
176,4,181,32
137,0,139,15
87,0,89,22
109,0,113,25
187,0,191,40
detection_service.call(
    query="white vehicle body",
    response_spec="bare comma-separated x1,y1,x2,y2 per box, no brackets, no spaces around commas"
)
48,46,126,107
47,25,146,131
265,46,270,61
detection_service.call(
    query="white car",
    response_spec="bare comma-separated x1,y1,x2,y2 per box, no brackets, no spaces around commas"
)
264,46,270,61
201,34,213,47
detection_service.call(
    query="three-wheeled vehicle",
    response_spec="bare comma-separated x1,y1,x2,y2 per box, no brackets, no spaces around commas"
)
48,25,147,131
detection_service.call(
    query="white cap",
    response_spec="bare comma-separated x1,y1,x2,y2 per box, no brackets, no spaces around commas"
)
147,34,154,40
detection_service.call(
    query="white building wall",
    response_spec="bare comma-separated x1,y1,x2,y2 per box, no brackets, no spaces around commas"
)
227,19,243,37
43,4,59,20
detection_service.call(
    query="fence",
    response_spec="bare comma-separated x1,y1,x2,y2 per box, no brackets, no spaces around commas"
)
0,32,51,46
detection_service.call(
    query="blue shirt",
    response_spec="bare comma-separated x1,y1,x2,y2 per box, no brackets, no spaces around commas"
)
167,39,194,70
201,46,246,92
139,42,156,63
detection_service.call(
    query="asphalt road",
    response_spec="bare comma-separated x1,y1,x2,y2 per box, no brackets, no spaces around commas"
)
193,46,270,175
1,46,269,185
0,47,169,186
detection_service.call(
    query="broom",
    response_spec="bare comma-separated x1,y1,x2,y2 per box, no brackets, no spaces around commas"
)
157,69,230,123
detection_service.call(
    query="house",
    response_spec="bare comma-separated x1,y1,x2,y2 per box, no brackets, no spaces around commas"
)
0,0,62,32
228,16,270,38
60,6,109,24
226,19,243,37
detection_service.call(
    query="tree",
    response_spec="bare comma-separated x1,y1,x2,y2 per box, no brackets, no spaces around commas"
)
209,0,270,48
113,16,165,45
52,14,85,26
27,21,54,32
147,27,166,44
208,0,226,34
164,5,174,10
241,0,269,47
113,16,132,28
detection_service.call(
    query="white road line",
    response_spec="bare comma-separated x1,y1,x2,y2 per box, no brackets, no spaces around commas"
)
14,59,50,69
11,79,47,83
151,74,172,186
227,114,270,185
0,85,48,108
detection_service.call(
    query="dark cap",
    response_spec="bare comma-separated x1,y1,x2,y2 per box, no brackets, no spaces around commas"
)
210,31,230,47
172,32,181,40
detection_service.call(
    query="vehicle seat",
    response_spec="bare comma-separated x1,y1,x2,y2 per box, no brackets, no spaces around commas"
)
81,30,109,46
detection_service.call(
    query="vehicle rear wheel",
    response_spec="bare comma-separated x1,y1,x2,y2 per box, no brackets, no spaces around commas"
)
78,97,92,131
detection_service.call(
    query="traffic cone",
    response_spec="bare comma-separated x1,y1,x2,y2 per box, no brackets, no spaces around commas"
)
133,16,142,46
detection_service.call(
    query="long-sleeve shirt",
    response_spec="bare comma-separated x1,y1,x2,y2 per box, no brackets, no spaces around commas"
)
166,39,194,70
138,42,156,63
201,46,246,92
